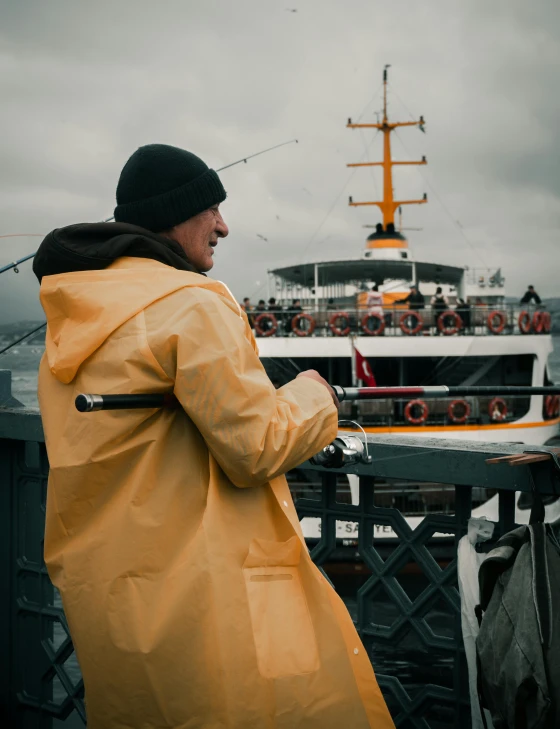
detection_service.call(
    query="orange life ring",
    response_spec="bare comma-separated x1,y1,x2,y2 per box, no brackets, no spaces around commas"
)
545,395,560,419
488,397,508,422
542,312,552,333
518,311,532,334
361,312,385,336
404,399,429,425
448,399,471,424
254,313,277,337
532,311,544,334
291,313,316,337
399,311,423,336
437,310,462,336
487,310,506,334
329,312,351,336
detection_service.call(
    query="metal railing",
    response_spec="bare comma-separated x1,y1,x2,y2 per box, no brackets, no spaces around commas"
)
249,305,552,337
1,402,559,727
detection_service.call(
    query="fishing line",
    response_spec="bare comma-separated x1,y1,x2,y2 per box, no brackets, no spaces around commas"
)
0,234,44,239
0,322,46,357
217,139,298,171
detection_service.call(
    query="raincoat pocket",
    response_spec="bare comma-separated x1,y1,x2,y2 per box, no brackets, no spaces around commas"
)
243,536,320,679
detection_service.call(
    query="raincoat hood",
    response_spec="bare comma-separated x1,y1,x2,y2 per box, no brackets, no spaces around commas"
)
33,221,201,282
39,254,236,385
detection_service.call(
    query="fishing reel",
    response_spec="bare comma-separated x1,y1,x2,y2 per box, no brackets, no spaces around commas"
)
310,421,372,469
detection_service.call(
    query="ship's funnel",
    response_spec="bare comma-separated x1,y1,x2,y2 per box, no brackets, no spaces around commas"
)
364,225,410,261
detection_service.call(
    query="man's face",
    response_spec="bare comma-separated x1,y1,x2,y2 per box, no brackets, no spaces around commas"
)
166,204,228,272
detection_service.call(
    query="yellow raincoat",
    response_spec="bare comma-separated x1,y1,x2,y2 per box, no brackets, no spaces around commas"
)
38,257,395,729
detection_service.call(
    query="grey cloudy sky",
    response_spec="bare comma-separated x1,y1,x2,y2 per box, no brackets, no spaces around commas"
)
0,0,559,323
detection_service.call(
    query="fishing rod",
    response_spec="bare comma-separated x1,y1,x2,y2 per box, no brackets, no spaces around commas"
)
216,139,298,171
74,385,560,412
0,252,37,275
0,322,46,357
2,139,300,270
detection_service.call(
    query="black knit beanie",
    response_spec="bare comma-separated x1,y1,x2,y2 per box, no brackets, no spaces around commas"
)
114,144,226,232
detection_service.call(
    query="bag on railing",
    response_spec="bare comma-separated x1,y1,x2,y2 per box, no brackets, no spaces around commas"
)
475,496,560,729
457,518,495,729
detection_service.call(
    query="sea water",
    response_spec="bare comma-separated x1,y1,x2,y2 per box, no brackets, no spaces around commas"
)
3,334,560,409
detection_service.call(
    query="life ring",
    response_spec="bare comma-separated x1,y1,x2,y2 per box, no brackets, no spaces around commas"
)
254,313,277,337
329,312,351,336
545,395,560,419
542,312,552,333
518,311,532,334
448,399,471,424
291,313,316,337
487,310,506,335
404,399,429,425
437,310,462,336
489,397,508,422
361,312,385,336
532,311,544,334
399,311,423,336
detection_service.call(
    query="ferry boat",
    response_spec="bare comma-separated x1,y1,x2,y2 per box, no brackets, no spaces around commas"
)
246,67,559,540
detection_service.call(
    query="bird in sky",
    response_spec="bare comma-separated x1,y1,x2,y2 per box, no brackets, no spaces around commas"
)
285,8,298,12
256,234,268,242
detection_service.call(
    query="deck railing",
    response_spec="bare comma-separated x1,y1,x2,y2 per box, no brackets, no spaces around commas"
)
1,403,559,728
337,394,538,425
250,305,551,338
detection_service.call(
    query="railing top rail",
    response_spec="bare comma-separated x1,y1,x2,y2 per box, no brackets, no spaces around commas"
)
251,305,552,337
0,407,43,442
301,434,560,494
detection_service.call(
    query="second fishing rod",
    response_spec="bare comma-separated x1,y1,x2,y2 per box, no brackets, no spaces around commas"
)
0,139,299,275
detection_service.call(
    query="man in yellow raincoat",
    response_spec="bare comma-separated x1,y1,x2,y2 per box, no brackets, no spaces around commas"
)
34,144,395,729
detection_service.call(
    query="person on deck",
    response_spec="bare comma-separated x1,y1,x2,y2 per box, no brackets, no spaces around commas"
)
430,286,448,313
430,286,449,333
241,296,254,327
266,297,283,335
396,284,424,311
267,296,282,313
366,284,384,316
520,285,542,306
456,298,472,333
33,143,395,729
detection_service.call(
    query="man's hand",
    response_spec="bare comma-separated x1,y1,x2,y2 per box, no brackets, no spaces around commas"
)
296,370,340,410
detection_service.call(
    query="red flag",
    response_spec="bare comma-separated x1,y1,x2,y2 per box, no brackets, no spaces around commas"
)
354,346,377,387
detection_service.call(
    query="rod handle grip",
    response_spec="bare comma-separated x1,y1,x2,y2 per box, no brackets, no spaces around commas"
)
75,394,170,412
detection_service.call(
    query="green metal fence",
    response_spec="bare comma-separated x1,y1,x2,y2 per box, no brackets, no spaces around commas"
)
1,404,558,728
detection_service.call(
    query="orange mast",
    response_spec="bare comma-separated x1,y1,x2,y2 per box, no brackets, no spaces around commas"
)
347,65,427,229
